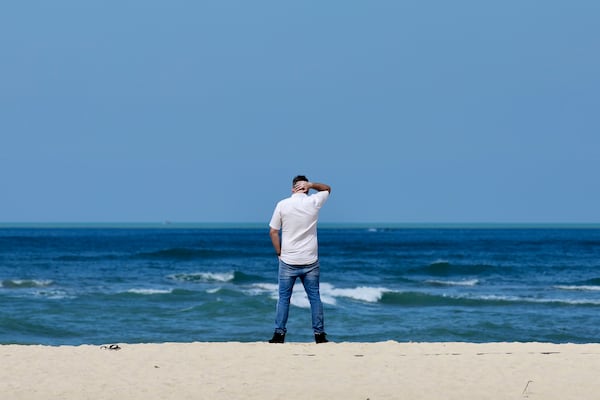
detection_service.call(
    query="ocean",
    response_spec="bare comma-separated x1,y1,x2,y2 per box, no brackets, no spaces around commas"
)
1,224,600,345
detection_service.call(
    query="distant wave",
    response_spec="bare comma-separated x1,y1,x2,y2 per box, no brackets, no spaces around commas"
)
34,289,73,300
229,271,267,283
553,278,600,292
381,291,600,307
1,279,53,289
425,279,480,287
127,288,174,295
168,270,263,284
136,247,222,260
409,261,495,276
554,285,600,292
580,278,600,286
51,248,223,262
169,271,235,283
366,227,392,233
381,291,467,306
54,254,120,262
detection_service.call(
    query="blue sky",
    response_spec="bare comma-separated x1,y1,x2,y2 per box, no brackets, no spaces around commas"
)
1,1,599,223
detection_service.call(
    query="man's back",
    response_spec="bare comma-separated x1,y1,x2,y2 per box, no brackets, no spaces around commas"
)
271,191,329,265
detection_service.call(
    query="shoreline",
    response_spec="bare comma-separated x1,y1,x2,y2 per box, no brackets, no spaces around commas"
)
3,341,599,399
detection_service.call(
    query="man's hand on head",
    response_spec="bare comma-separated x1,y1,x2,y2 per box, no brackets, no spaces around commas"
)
293,181,310,194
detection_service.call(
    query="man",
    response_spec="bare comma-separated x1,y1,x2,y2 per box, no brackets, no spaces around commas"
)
268,175,331,344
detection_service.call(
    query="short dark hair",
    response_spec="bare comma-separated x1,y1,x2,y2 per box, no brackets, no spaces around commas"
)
292,175,309,185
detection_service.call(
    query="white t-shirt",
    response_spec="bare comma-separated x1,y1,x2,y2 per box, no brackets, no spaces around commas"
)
269,191,329,265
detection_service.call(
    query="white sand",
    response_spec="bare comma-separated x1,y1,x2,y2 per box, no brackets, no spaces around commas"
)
2,341,599,400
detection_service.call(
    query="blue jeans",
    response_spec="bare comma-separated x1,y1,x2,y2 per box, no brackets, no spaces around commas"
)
274,259,324,334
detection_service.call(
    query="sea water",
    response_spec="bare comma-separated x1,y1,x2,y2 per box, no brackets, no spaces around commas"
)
1,224,600,344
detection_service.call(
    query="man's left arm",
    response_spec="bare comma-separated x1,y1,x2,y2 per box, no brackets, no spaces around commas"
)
269,228,281,257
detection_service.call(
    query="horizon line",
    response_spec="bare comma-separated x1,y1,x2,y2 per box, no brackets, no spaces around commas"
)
1,222,600,229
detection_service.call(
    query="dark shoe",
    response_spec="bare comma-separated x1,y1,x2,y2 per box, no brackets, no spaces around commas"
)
269,332,285,343
314,332,329,344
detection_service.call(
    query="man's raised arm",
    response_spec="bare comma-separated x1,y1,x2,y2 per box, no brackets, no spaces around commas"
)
294,181,331,193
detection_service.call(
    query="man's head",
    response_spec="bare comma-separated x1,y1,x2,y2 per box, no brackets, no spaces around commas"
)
292,175,309,194
292,175,309,186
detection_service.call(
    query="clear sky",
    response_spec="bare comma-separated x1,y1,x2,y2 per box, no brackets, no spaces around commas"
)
1,1,599,224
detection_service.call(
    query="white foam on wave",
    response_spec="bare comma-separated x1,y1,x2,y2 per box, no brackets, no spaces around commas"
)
128,288,173,295
2,279,54,288
555,298,600,305
532,297,600,306
245,282,390,308
426,279,479,287
245,283,277,296
34,289,73,300
479,294,600,306
291,290,337,308
325,284,391,303
554,285,600,292
244,283,327,308
169,271,235,283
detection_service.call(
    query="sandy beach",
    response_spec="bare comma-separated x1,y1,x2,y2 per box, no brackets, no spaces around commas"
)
2,341,599,400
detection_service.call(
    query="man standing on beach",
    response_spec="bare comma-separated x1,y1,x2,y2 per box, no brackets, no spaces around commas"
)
268,175,331,344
